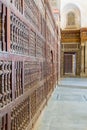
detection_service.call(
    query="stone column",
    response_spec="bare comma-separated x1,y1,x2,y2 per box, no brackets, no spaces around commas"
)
80,44,85,76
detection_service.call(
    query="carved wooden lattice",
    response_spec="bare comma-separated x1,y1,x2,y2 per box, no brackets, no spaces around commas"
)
42,62,47,79
0,0,58,130
36,35,45,57
10,0,23,14
30,91,36,119
0,61,12,108
24,0,39,28
0,2,7,51
41,18,46,38
11,97,30,130
24,61,39,91
29,29,36,56
36,86,44,110
14,61,23,98
10,13,29,55
0,114,8,130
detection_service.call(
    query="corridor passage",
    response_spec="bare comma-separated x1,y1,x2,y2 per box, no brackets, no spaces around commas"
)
33,78,87,130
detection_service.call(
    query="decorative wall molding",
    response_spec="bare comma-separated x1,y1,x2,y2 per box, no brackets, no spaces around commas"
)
61,29,80,43
80,28,87,43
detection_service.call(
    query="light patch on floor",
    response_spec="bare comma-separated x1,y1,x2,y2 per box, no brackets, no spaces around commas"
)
33,78,87,130
57,94,85,102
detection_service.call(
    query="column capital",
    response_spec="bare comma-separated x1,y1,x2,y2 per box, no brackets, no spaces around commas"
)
81,44,85,47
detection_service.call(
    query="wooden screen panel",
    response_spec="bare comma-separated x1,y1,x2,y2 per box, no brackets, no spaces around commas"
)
64,54,72,74
47,62,52,77
46,26,51,44
36,35,43,57
0,114,8,130
39,62,43,81
14,61,23,98
42,62,47,79
36,35,45,58
44,81,49,96
29,30,36,56
0,2,7,51
11,97,30,130
10,0,23,14
30,91,36,119
0,0,58,130
36,86,43,110
0,61,12,108
24,61,39,91
41,18,46,38
46,44,50,61
24,0,39,28
10,13,29,55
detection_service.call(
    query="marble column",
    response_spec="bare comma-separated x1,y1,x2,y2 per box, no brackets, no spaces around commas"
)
72,54,76,75
80,44,85,76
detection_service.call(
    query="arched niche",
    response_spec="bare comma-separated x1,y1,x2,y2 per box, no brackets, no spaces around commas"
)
61,3,81,29
67,12,75,26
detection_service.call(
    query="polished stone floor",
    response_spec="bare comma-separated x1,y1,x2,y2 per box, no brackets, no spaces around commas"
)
33,78,87,130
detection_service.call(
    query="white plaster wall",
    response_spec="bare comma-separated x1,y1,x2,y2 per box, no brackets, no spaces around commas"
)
60,0,87,28
50,0,60,10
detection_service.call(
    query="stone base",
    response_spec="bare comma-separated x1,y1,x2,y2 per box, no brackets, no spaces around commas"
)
80,72,87,77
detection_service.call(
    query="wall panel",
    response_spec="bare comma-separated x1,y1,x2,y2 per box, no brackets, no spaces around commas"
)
0,0,59,130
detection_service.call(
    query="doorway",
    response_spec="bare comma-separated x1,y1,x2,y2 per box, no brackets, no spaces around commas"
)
64,52,76,75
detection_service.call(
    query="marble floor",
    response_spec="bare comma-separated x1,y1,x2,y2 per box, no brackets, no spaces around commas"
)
33,78,87,130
